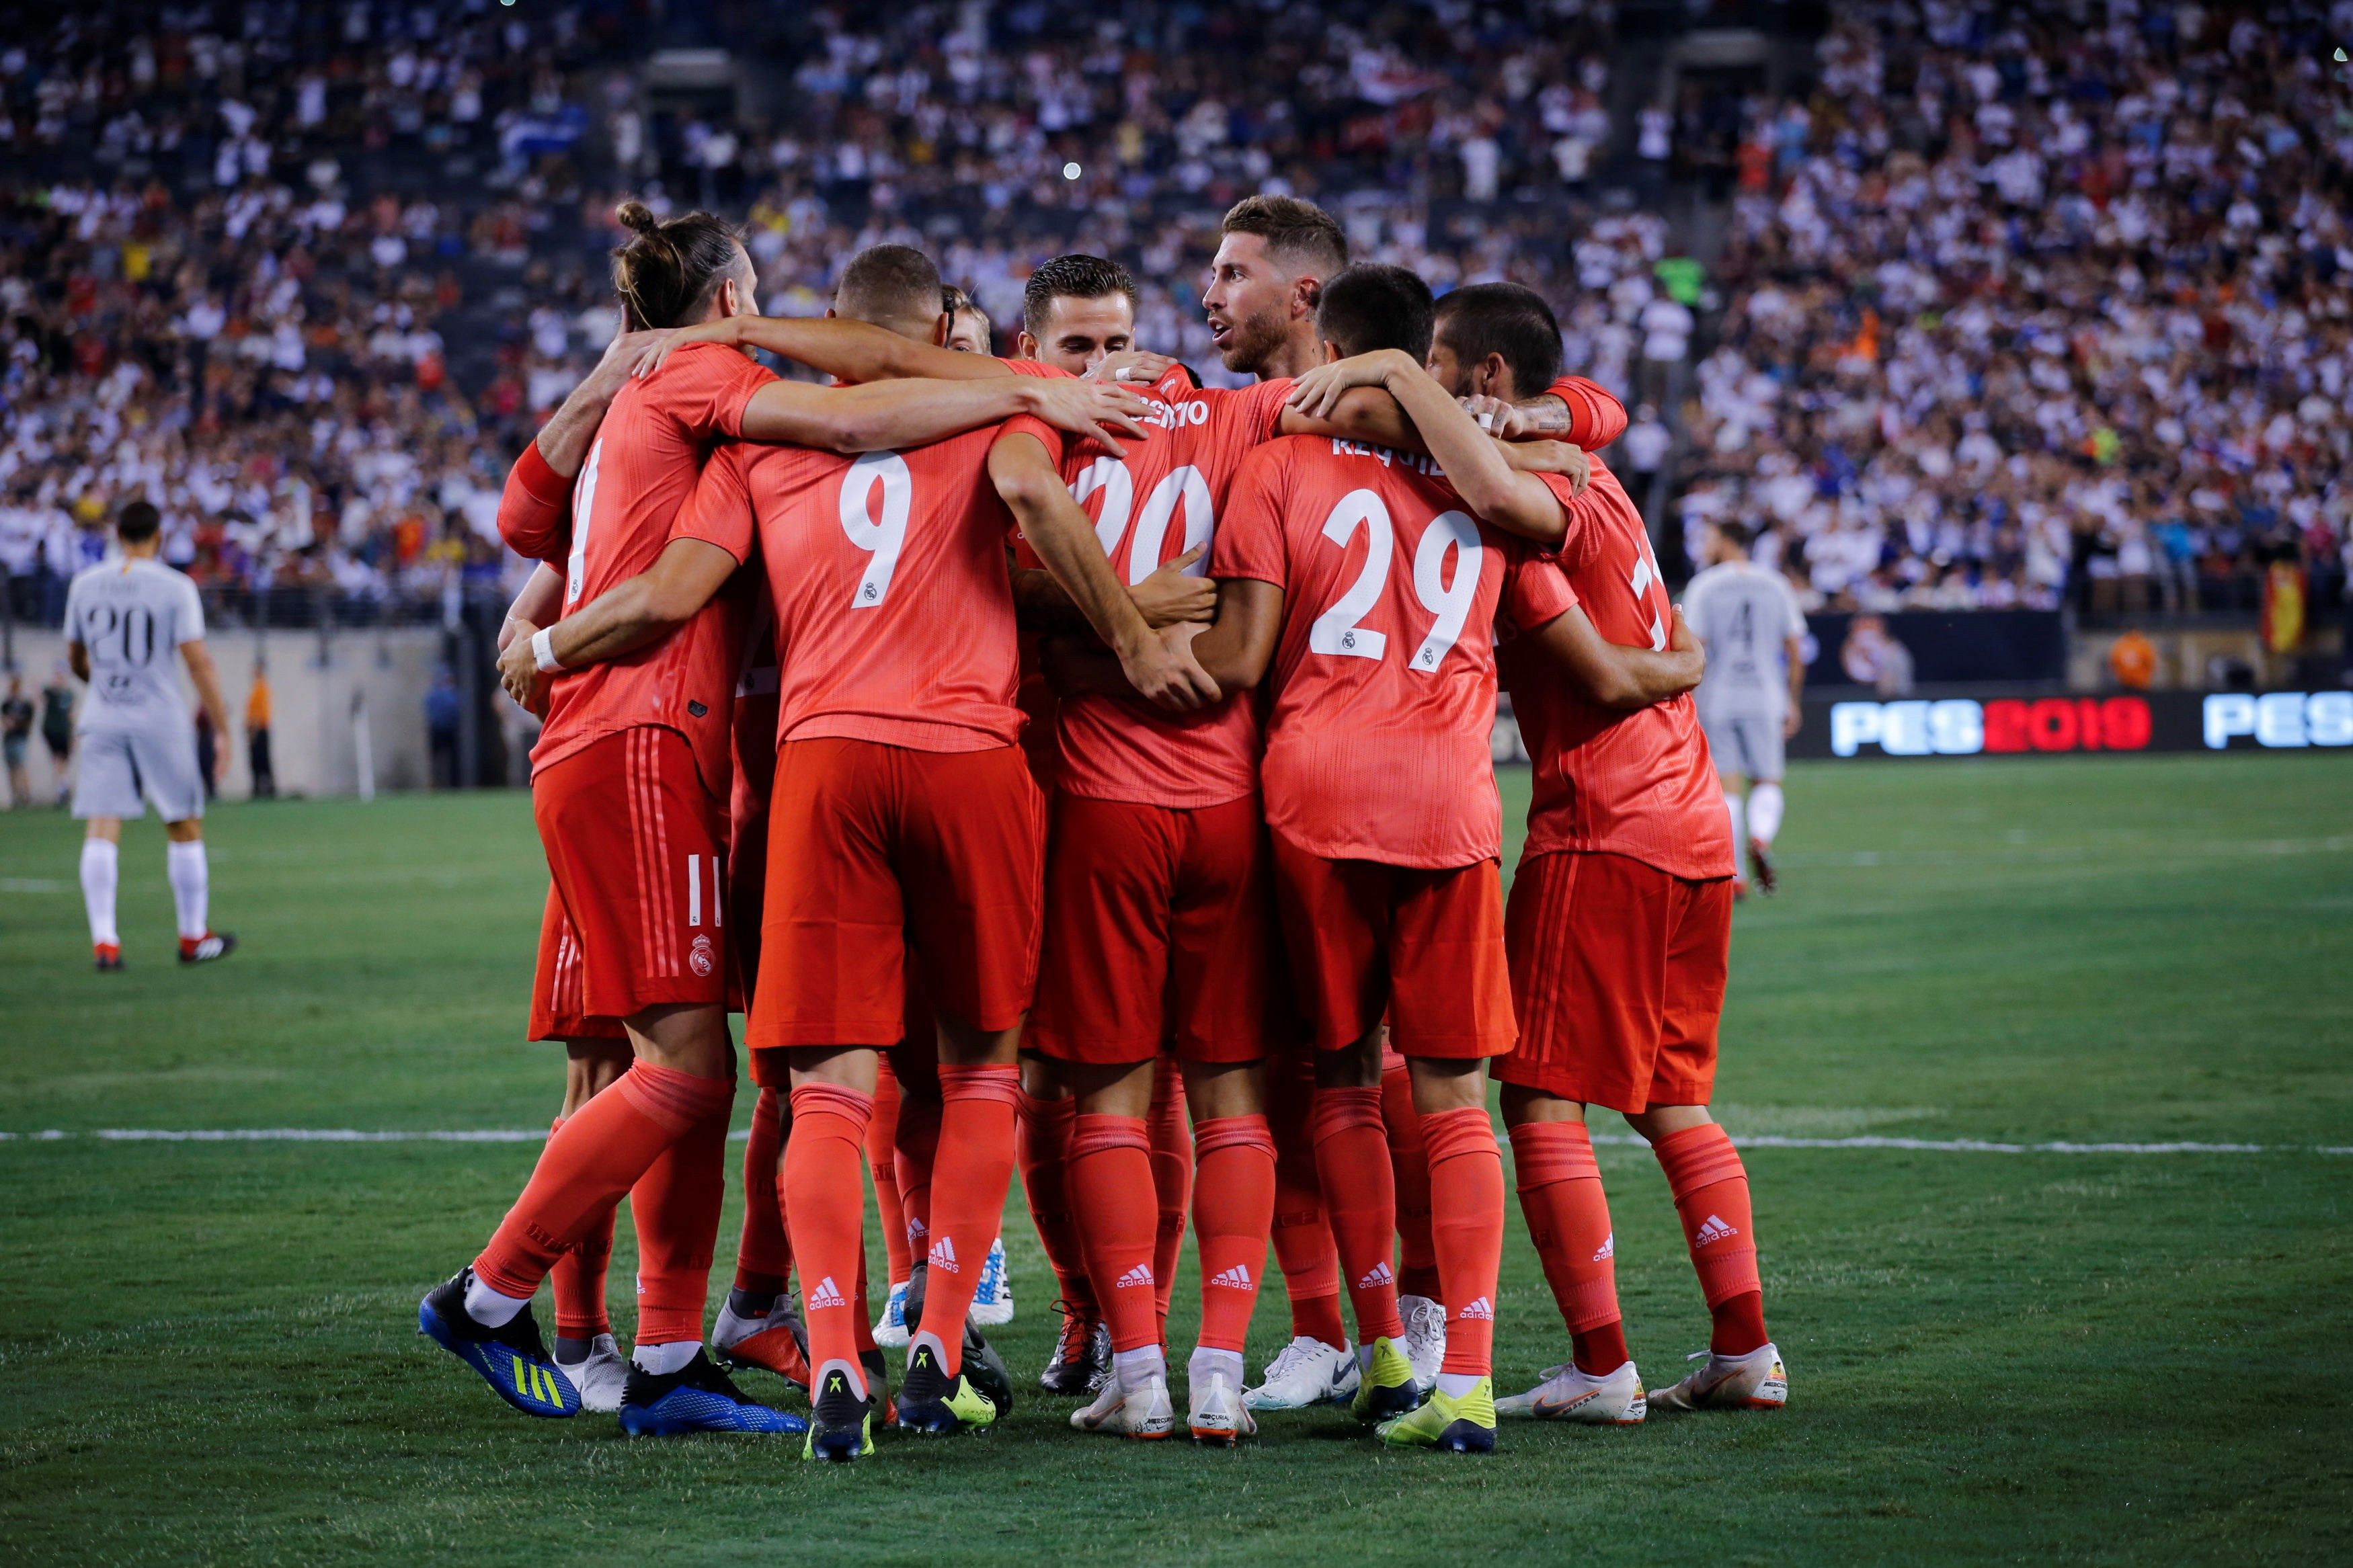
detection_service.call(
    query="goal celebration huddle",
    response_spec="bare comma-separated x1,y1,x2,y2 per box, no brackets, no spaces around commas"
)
416,192,1786,1462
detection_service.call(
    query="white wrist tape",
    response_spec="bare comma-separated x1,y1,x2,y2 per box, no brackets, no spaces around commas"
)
531,627,561,673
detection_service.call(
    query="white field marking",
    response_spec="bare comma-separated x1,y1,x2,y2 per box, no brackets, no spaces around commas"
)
0,877,64,893
1784,835,2353,871
0,1128,2344,1156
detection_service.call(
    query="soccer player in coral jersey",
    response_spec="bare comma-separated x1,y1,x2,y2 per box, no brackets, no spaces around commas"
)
1423,282,1787,1424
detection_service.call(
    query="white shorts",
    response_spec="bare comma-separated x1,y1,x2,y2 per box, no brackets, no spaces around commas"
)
73,727,206,823
1702,710,1784,782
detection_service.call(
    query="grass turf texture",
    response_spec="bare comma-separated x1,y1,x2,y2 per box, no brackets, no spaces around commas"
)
3,755,2348,1566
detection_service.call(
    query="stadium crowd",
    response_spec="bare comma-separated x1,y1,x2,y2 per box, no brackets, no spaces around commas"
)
1675,3,2353,617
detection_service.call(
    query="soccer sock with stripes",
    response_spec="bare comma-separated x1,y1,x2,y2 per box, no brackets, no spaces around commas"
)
783,1082,873,1400
1016,1088,1094,1317
1652,1122,1769,1356
1068,1112,1160,1356
1748,781,1784,847
1423,1105,1505,1387
1267,1053,1345,1346
912,1062,1021,1376
1148,1056,1193,1336
1191,1114,1275,1356
545,1116,616,1349
731,1086,791,1302
629,1077,735,1349
1310,1085,1406,1347
80,837,119,947
474,1061,733,1305
1509,1118,1626,1374
1381,1057,1441,1301
165,839,208,940
869,1064,912,1285
891,1085,941,1269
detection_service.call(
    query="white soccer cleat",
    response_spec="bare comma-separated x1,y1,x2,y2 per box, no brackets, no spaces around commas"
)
561,1333,631,1414
1399,1294,1447,1391
1494,1360,1647,1424
872,1278,911,1349
1071,1368,1174,1438
970,1236,1014,1326
1241,1335,1357,1411
1650,1343,1787,1412
1187,1370,1257,1446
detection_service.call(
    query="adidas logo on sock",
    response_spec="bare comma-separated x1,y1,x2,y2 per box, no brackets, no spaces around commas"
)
1115,1263,1155,1290
1458,1296,1494,1321
907,1216,928,1239
1694,1214,1740,1247
1207,1264,1254,1290
807,1275,847,1311
1593,1231,1616,1263
1355,1261,1394,1289
928,1236,960,1273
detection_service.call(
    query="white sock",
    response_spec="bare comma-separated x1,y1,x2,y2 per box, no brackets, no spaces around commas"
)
81,838,120,946
1724,789,1747,868
1113,1343,1167,1388
1436,1370,1483,1399
1189,1345,1245,1391
1749,780,1784,847
463,1272,530,1327
631,1339,702,1377
166,839,208,940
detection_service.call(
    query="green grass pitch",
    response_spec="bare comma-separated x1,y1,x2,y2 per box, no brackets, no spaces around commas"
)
3,755,2348,1565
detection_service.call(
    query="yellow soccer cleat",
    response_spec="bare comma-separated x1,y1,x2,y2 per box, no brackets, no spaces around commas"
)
1376,1376,1497,1453
1349,1335,1421,1423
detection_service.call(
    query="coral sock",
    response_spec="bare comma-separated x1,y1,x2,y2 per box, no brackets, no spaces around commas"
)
1652,1122,1769,1355
1190,1114,1275,1354
475,1061,732,1303
1148,1056,1192,1332
867,1060,910,1283
732,1087,791,1296
1382,1057,1440,1300
1267,1052,1343,1342
783,1082,873,1395
1311,1085,1405,1345
1017,1088,1094,1315
1422,1105,1505,1378
892,1085,941,1266
1509,1119,1624,1374
913,1063,1021,1376
545,1117,614,1340
1068,1113,1159,1354
629,1079,736,1346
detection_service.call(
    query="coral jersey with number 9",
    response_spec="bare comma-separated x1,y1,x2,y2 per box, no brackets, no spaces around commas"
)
1212,434,1538,870
680,415,1062,757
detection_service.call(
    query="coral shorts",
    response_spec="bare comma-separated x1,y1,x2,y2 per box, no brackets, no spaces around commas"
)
1496,849,1732,1114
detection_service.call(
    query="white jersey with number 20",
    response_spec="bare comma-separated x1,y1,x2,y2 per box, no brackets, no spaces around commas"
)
63,556,206,736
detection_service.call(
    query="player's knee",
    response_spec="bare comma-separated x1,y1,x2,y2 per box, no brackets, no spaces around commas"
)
1499,1083,1584,1127
1314,1032,1383,1089
1181,1058,1266,1121
1626,1103,1713,1143
627,1003,737,1079
1405,1057,1485,1114
165,819,203,842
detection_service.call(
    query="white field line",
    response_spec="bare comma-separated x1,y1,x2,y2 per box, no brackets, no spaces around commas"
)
0,1128,2344,1156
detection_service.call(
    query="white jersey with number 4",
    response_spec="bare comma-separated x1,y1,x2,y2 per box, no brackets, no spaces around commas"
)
1683,560,1806,724
63,556,205,737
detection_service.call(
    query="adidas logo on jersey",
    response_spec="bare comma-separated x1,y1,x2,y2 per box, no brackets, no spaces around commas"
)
1457,1296,1495,1322
1355,1261,1394,1290
1594,1231,1616,1263
928,1236,961,1274
1114,1264,1155,1290
807,1275,847,1311
1694,1214,1740,1247
1207,1264,1254,1291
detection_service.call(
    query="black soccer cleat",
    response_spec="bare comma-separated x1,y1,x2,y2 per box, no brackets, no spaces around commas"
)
804,1362,876,1462
893,1340,999,1435
903,1260,1014,1416
617,1348,805,1436
417,1270,581,1418
179,932,237,964
1747,839,1777,896
1040,1299,1109,1395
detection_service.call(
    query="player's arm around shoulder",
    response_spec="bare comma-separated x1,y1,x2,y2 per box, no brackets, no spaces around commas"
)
1515,561,1703,711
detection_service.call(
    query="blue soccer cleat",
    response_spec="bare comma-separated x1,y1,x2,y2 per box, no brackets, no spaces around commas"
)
970,1235,1014,1326
418,1270,581,1419
616,1349,808,1436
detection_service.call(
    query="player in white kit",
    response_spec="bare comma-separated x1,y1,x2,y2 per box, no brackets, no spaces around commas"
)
64,501,236,970
1681,520,1807,895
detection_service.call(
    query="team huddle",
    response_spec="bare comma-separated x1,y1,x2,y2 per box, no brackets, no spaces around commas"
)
416,193,1788,1461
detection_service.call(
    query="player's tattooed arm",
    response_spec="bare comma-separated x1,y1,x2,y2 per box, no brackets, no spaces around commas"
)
1525,603,1705,710
1282,387,1587,492
633,315,1012,386
738,374,1150,456
495,538,739,708
989,431,1220,712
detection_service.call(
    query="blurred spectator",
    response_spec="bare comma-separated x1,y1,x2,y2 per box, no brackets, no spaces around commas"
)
2,675,32,807
425,666,461,788
2108,628,2157,690
39,663,74,804
1842,614,1915,695
245,663,275,799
